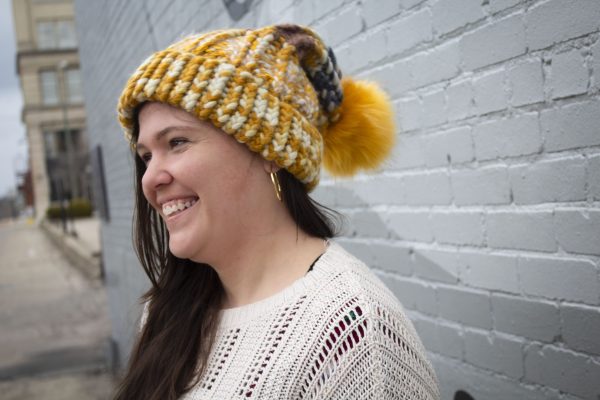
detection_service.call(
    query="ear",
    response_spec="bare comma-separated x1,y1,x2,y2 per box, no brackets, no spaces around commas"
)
263,160,281,174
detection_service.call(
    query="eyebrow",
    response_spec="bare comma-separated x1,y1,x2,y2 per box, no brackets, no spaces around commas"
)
135,125,195,153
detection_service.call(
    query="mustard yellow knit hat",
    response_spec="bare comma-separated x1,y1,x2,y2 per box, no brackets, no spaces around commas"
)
117,24,395,191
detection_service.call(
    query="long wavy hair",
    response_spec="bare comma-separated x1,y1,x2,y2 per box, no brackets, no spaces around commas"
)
113,104,343,400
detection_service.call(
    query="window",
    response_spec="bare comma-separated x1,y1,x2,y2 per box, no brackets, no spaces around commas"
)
44,131,58,158
37,21,55,49
40,70,58,105
36,20,77,49
66,69,82,103
57,20,77,48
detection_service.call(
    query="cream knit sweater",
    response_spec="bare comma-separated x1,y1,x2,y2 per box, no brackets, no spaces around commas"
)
142,242,440,399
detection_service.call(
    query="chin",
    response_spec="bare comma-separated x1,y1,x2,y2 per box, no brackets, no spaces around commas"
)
168,238,206,263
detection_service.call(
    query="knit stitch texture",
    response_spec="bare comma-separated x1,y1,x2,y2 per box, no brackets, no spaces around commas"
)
140,242,440,399
118,26,339,190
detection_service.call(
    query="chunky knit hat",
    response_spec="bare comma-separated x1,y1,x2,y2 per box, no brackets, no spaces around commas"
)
117,24,395,191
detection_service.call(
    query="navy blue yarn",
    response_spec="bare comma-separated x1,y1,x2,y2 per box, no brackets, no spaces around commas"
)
305,46,344,114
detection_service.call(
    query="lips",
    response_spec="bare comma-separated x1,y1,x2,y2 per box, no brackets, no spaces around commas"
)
161,196,199,217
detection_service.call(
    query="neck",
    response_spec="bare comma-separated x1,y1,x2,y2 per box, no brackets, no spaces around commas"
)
206,216,327,309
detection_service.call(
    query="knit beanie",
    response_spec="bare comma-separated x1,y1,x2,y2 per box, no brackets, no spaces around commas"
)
117,24,395,191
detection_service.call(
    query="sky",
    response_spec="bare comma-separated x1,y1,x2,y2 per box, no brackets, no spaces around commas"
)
0,0,28,197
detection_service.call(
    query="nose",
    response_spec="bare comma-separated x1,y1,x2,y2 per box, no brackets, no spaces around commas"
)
141,156,173,193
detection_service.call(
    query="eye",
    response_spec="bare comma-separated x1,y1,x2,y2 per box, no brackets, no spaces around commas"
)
169,137,189,148
140,152,152,165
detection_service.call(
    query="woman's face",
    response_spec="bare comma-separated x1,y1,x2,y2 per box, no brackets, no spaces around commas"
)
136,102,271,263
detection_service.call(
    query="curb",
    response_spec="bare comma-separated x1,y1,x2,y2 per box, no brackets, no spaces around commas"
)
40,219,102,281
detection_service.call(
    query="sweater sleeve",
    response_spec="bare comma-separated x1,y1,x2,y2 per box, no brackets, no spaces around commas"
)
305,298,440,400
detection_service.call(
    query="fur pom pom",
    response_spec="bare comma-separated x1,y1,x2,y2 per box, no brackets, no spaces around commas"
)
322,77,396,176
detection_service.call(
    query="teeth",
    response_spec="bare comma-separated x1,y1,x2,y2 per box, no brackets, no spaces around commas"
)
162,198,197,217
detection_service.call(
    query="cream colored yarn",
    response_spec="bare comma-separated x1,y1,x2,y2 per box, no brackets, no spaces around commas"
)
118,25,339,191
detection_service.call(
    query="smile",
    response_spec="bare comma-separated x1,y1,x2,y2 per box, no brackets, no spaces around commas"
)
162,197,198,217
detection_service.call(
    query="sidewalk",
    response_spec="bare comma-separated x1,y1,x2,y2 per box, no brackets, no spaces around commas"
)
40,217,102,280
0,219,113,399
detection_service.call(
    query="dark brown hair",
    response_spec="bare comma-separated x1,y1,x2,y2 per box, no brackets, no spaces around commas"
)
113,104,343,400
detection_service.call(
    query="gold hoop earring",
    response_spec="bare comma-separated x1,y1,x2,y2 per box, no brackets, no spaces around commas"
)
270,172,283,202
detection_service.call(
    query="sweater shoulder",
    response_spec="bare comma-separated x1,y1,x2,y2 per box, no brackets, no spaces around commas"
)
300,242,440,399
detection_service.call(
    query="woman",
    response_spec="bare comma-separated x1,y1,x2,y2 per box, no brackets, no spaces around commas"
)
114,24,439,399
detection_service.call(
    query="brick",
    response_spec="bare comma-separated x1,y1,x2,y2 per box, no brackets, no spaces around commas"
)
446,78,473,121
436,322,464,359
313,0,345,19
388,134,425,169
368,60,413,98
386,8,432,56
509,156,586,204
464,329,523,378
432,354,556,400
384,275,438,316
551,49,588,99
492,294,560,342
487,211,556,252
473,68,507,115
525,0,600,51
371,242,413,276
403,171,452,205
421,88,446,128
315,5,362,47
411,316,439,353
593,39,600,89
508,58,544,106
412,316,464,359
489,0,521,14
562,304,600,356
411,40,461,89
459,251,519,293
396,95,422,132
541,101,600,151
413,248,459,283
340,240,377,268
347,210,388,238
352,176,403,205
290,0,315,25
473,113,541,161
311,184,336,206
452,166,511,205
421,126,474,167
554,209,600,256
461,14,526,70
347,29,387,71
333,45,352,74
361,0,401,27
431,211,483,246
525,343,600,399
388,210,433,242
401,0,426,9
332,182,367,207
589,153,600,200
438,286,492,329
519,256,599,304
432,0,485,35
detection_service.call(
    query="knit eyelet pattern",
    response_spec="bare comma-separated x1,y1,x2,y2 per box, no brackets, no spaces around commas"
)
117,25,344,191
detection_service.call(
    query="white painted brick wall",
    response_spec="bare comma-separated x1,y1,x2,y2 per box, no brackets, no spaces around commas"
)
74,0,600,398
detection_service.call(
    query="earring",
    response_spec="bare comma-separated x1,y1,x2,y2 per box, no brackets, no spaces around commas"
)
270,172,283,202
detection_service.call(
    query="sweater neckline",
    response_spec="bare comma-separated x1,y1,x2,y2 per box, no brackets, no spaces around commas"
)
217,240,337,329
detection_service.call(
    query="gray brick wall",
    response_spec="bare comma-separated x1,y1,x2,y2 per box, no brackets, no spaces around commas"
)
74,0,600,398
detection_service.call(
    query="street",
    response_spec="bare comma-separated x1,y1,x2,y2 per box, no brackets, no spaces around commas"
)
0,219,113,399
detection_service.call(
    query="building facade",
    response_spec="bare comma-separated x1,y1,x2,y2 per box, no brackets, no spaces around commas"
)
74,1,600,399
12,0,91,221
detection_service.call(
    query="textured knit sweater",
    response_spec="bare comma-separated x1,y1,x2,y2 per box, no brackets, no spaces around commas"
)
142,242,440,399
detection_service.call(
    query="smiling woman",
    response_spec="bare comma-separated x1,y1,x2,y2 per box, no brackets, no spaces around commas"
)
113,24,439,400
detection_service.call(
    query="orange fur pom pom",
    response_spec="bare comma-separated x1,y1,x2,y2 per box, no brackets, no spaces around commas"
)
322,77,396,177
